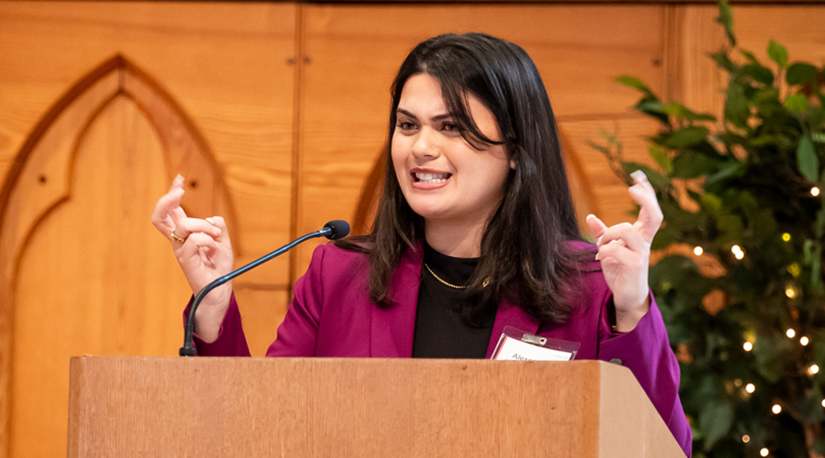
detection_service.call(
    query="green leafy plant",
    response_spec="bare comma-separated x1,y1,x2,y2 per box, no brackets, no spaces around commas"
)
591,2,825,456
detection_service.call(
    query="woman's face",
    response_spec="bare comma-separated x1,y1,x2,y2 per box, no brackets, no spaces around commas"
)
391,73,513,229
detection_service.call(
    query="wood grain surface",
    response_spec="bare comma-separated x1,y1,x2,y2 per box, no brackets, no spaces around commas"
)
0,3,296,457
67,357,683,458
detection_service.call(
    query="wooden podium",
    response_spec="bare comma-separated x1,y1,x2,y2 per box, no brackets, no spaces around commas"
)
67,357,684,457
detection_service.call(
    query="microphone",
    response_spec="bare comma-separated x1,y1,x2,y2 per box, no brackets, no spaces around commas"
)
319,220,350,240
179,220,350,356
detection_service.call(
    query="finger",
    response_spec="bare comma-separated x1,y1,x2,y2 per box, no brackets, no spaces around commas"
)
175,232,220,259
627,172,663,243
172,217,222,240
205,216,231,245
151,186,185,231
595,242,643,268
586,214,608,240
597,222,647,253
168,174,185,192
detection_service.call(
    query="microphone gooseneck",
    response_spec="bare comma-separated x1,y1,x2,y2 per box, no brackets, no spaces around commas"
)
179,220,350,357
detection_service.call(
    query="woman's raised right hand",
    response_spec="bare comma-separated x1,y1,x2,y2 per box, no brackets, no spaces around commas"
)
151,175,234,340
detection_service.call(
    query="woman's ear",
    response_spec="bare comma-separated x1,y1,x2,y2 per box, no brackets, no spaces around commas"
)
509,159,517,170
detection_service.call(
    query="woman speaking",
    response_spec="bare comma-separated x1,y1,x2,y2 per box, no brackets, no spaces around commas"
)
152,32,692,456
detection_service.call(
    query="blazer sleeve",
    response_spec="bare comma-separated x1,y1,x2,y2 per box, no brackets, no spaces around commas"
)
183,292,252,356
598,292,693,457
181,244,333,357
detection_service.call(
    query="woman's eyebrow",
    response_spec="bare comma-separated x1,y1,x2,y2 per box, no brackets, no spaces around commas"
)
396,108,454,123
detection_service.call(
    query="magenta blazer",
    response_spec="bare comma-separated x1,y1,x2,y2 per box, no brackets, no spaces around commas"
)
189,241,692,456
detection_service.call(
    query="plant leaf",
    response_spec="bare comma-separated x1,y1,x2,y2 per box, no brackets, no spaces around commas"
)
699,399,734,447
767,40,788,68
665,126,710,149
785,93,810,114
635,100,669,124
797,136,819,182
787,63,819,85
665,102,717,121
705,161,746,190
716,0,736,47
740,49,760,65
615,75,654,97
741,64,774,86
725,83,749,128
649,145,673,174
701,193,723,214
710,52,738,73
672,151,722,179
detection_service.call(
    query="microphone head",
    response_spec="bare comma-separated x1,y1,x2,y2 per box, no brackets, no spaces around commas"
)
322,220,350,240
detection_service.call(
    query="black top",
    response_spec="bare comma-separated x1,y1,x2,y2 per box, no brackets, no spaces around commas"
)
411,242,497,359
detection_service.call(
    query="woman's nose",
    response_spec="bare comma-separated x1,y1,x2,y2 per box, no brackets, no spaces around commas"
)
411,127,439,158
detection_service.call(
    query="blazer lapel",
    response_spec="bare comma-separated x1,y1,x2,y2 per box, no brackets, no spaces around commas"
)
370,244,423,357
485,298,541,358
368,242,541,359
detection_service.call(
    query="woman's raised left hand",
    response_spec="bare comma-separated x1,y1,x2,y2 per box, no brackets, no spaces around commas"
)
586,171,663,332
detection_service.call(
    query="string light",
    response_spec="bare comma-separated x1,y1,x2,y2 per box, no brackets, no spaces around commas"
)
732,245,745,260
821,399,825,408
813,187,821,197
742,435,750,443
801,336,810,346
761,448,769,457
693,246,704,256
743,342,753,351
746,383,756,393
810,364,820,375
772,404,782,414
786,287,797,299
782,233,791,242
787,328,796,338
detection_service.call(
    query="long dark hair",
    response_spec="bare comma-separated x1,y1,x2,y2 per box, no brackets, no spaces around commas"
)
338,32,589,324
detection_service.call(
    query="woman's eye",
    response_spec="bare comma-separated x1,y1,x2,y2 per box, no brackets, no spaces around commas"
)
397,121,416,131
442,123,460,132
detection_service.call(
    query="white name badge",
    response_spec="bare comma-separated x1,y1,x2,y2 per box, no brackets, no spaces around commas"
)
491,326,580,361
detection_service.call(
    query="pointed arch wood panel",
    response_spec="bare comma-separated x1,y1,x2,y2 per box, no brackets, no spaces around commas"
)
0,55,235,458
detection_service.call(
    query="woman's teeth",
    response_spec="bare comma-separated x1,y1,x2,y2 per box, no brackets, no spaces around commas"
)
415,172,449,183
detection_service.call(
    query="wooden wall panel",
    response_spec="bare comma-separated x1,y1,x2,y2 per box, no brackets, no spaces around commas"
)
295,4,666,275
240,289,291,356
0,3,297,457
666,6,727,120
0,2,297,283
736,5,825,67
12,96,186,458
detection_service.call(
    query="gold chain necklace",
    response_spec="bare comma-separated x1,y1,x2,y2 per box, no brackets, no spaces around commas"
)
423,263,490,289
424,262,468,289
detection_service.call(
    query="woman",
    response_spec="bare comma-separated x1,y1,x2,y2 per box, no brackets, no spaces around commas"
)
152,33,691,455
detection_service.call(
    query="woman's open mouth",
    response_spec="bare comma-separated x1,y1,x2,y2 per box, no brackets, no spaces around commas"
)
412,172,451,183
